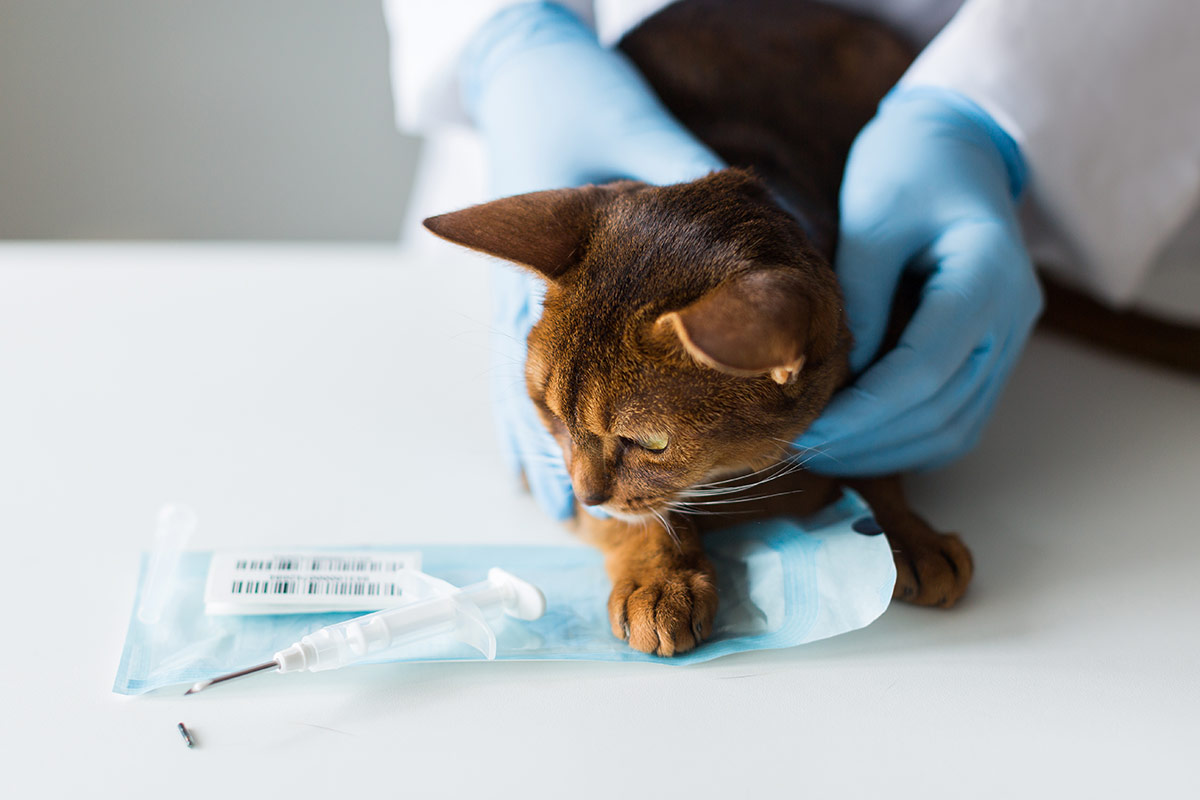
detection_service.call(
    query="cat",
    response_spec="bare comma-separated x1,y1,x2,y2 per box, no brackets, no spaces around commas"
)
422,0,1197,656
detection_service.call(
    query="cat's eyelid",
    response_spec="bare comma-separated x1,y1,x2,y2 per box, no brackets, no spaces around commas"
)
619,432,670,453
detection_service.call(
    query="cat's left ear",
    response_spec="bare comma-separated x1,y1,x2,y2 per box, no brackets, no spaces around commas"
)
422,186,616,281
655,269,840,385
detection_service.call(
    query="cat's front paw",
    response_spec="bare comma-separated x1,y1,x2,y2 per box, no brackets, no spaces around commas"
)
892,529,973,608
608,567,718,656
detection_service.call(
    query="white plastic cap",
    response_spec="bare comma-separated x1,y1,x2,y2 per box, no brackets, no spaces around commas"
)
487,567,547,621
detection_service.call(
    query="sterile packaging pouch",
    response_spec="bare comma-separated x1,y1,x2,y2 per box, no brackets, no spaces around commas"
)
114,490,895,694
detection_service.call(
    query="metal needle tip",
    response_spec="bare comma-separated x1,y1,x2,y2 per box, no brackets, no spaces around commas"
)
184,660,278,695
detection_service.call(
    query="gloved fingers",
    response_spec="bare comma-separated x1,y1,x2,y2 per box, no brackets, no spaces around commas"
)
488,268,534,475
808,265,997,445
509,385,576,520
486,264,575,519
492,344,585,521
461,3,601,120
880,217,1028,391
799,279,1038,476
488,97,722,191
489,264,543,332
798,221,1029,471
468,2,723,193
828,338,1021,476
489,366,526,479
799,333,1002,473
911,345,1022,473
834,119,943,372
902,251,1039,471
486,268,541,416
605,118,725,186
833,231,911,374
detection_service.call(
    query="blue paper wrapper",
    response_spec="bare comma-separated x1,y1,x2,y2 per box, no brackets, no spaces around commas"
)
114,490,894,694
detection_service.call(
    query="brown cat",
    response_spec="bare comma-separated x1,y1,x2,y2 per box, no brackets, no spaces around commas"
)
422,0,985,655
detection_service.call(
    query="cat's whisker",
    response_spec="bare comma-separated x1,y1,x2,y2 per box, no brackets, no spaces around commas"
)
685,461,807,493
694,445,813,483
683,456,810,498
648,507,682,552
763,437,836,465
768,436,847,468
767,435,825,449
664,501,753,517
688,454,801,489
686,462,806,494
670,487,810,507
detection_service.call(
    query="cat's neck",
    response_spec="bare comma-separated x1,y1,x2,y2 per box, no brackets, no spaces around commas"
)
759,172,837,261
618,0,916,266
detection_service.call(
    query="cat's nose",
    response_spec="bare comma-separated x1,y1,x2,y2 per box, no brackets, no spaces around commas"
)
578,489,611,507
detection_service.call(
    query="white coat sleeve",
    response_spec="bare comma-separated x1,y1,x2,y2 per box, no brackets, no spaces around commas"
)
381,0,597,131
899,0,1200,305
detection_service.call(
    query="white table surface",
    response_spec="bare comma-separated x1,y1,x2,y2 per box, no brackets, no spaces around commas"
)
2,243,1197,799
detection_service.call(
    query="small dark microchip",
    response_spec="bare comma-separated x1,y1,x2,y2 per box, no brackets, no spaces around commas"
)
178,722,195,748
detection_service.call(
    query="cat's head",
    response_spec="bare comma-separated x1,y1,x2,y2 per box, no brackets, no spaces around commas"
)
425,169,848,519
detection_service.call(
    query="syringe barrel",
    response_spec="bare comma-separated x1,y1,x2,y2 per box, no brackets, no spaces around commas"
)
277,579,509,672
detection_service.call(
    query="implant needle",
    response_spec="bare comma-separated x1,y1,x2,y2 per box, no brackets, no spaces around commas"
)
184,660,278,695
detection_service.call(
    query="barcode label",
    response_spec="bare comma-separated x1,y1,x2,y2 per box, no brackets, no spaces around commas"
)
203,549,422,615
228,578,402,597
232,556,412,573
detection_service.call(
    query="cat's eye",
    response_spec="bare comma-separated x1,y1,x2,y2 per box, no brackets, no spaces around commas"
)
633,433,669,454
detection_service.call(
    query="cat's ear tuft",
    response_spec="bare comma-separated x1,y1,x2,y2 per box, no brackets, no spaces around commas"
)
656,270,833,384
422,186,616,281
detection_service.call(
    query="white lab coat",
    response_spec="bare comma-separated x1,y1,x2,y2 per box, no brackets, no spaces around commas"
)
383,0,1200,319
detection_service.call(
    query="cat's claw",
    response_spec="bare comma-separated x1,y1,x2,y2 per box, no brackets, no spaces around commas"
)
608,568,718,657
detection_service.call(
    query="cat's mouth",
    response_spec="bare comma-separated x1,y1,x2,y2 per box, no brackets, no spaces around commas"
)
599,495,678,521
598,504,659,523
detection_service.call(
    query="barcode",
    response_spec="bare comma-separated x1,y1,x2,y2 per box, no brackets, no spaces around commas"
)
205,550,421,613
228,578,403,597
233,557,409,573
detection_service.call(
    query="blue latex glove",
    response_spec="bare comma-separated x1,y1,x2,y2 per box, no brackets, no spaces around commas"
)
460,2,724,519
797,87,1043,475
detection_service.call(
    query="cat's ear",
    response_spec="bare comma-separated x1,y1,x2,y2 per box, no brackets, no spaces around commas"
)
656,270,838,385
422,186,614,281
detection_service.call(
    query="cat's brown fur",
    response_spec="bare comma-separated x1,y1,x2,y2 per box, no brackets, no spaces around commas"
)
425,0,975,656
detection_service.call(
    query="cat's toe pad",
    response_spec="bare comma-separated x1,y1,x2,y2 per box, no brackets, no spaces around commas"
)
608,569,718,657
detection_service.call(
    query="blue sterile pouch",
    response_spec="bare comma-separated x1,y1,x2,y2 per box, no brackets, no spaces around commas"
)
114,490,895,695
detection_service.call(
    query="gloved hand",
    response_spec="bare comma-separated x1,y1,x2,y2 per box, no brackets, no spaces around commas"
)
797,87,1043,475
460,2,724,519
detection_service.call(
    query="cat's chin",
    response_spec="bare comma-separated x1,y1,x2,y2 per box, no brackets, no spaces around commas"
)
597,505,658,523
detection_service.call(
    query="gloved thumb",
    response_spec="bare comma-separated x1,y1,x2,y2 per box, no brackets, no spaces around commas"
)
834,226,908,374
610,120,725,186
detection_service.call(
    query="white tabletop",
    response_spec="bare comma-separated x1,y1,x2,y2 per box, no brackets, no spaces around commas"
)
2,243,1197,798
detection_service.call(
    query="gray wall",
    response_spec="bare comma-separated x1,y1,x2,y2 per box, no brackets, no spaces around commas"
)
0,0,419,240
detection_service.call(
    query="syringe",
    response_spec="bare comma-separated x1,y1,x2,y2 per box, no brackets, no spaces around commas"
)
184,567,545,694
